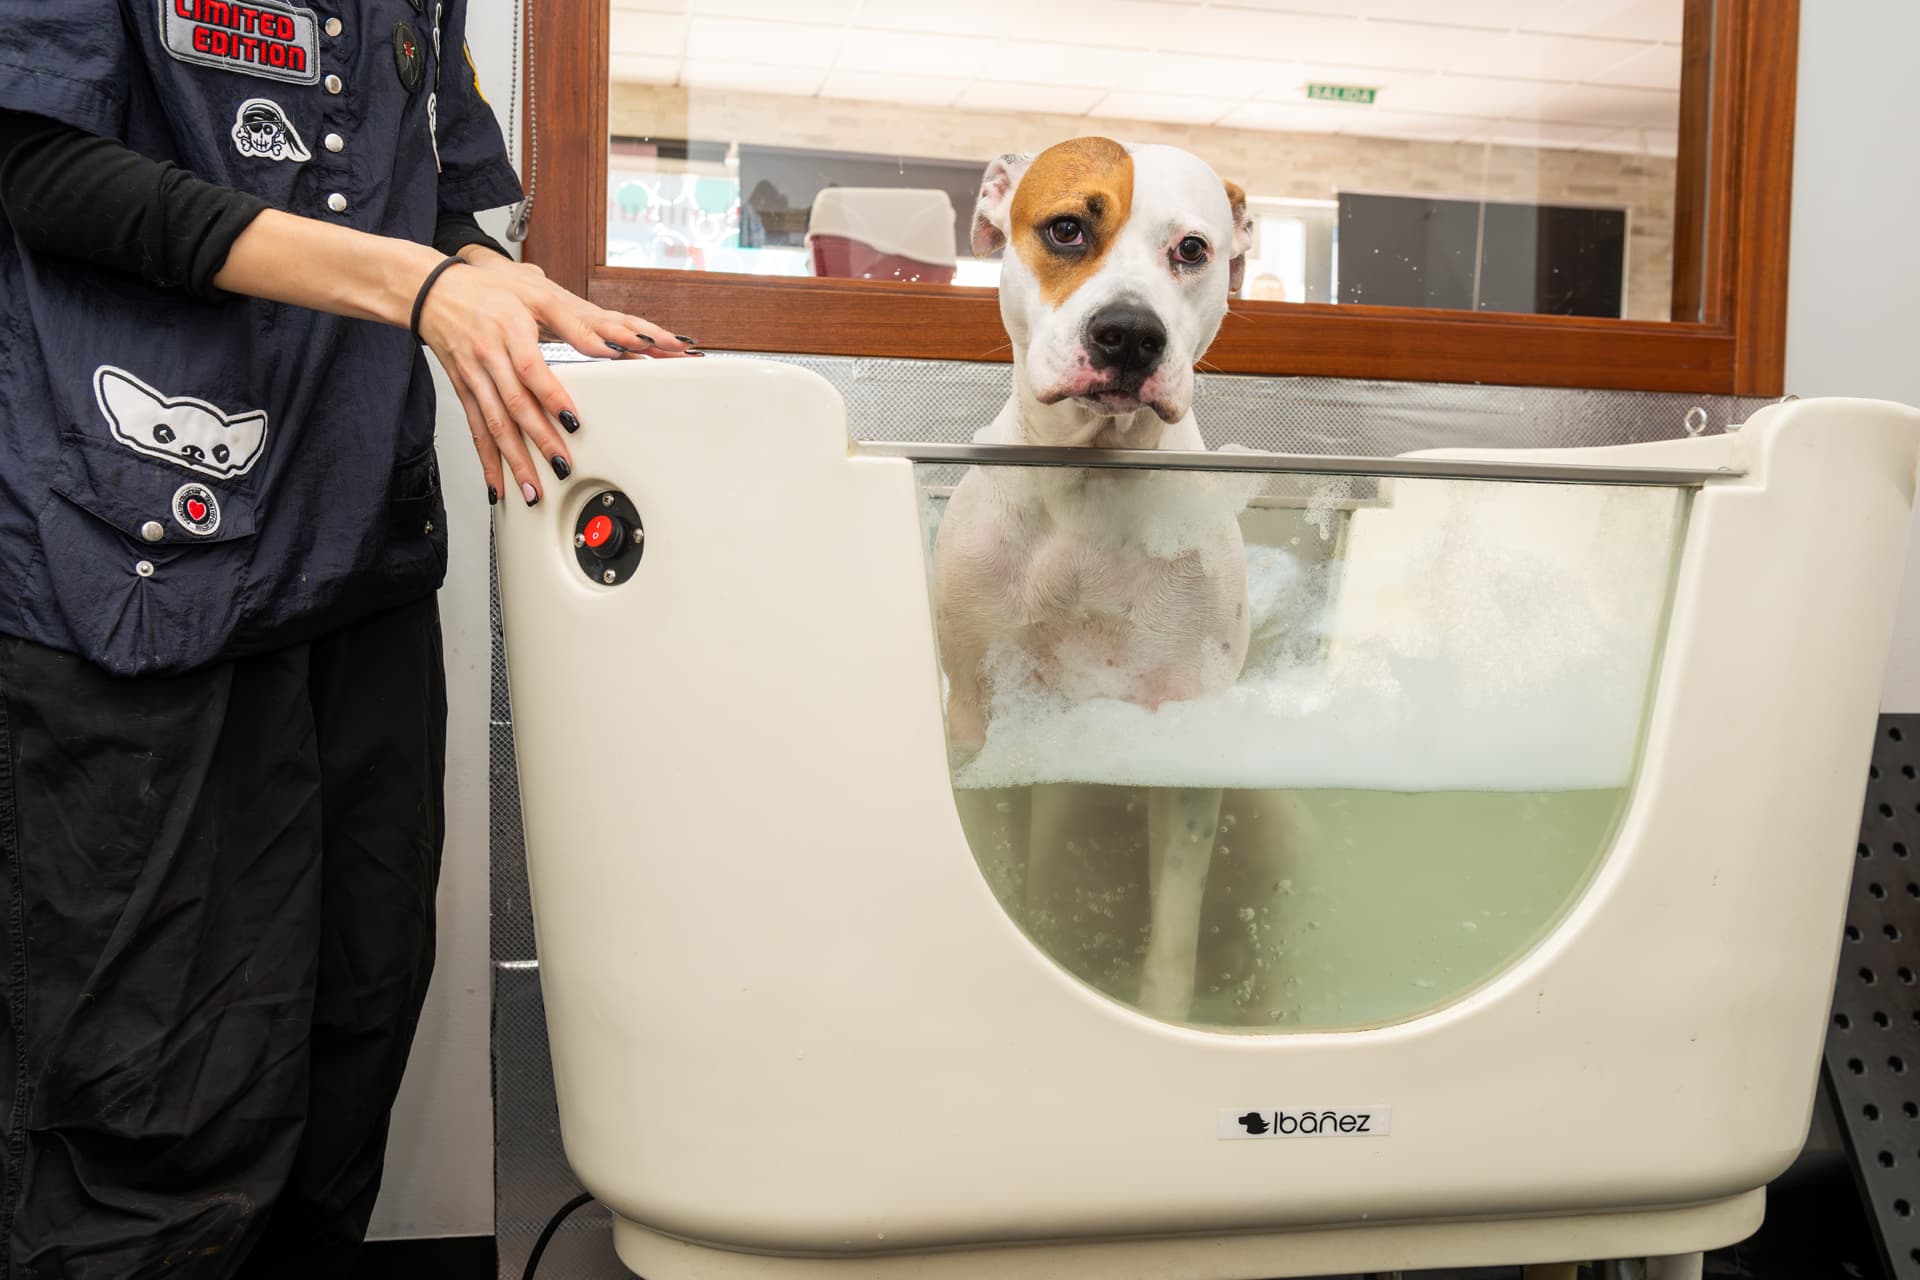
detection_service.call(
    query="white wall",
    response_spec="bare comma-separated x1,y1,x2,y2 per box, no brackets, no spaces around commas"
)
1784,2,1920,711
368,0,522,1240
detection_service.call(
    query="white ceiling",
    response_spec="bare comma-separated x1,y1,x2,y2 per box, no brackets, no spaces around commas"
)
608,0,1685,156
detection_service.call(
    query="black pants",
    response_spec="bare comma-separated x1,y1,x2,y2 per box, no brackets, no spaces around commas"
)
0,598,447,1279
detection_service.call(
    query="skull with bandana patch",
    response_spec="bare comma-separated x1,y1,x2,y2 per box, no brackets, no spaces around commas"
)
231,99,311,162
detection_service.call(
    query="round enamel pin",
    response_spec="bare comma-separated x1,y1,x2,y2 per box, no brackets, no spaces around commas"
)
394,21,424,93
172,483,221,537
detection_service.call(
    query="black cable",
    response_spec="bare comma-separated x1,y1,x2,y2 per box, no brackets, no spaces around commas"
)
521,1190,596,1280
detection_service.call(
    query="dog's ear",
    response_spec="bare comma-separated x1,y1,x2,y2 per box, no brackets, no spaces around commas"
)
971,152,1032,258
1222,179,1254,295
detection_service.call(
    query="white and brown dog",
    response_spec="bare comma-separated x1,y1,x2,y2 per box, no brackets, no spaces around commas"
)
932,137,1256,1021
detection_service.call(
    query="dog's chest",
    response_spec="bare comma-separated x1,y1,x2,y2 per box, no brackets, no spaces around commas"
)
999,472,1243,638
1015,532,1139,628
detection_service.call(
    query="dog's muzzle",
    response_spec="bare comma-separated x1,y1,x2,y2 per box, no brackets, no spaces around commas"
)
1057,301,1182,419
1084,302,1167,386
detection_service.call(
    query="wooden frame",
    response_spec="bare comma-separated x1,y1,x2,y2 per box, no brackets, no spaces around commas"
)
525,0,1797,397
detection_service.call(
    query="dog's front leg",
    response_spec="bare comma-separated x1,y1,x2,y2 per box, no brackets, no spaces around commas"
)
1139,786,1224,1021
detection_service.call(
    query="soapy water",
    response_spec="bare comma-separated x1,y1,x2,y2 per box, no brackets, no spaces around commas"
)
954,781,1624,1029
1301,474,1360,543
932,472,1688,794
922,465,1687,1029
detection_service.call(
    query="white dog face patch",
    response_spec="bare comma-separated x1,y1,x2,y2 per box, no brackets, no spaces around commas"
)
94,367,268,480
232,98,311,161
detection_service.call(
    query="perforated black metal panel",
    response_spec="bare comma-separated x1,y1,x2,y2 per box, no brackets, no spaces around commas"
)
1824,713,1920,1279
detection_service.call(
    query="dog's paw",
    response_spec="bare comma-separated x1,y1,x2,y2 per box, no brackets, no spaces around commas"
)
944,701,988,757
1205,445,1266,510
1136,968,1195,1022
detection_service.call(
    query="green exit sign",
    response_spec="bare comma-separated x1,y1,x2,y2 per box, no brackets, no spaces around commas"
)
1306,83,1378,104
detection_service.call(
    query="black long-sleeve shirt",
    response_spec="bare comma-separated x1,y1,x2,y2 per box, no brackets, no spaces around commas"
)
0,108,511,302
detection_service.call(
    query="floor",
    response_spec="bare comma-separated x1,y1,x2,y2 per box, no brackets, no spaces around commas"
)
361,1149,1888,1280
356,1234,495,1278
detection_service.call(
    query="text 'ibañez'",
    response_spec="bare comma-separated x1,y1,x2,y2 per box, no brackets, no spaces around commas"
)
1217,1107,1392,1140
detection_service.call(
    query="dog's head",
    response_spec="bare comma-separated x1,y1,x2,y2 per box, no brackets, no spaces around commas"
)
971,138,1252,428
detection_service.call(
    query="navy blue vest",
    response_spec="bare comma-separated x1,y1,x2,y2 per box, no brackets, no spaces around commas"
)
0,0,522,675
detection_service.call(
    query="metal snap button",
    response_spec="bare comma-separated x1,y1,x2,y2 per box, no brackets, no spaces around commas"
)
327,192,348,213
324,16,343,36
325,133,344,153
135,560,155,578
325,73,344,94
140,521,164,543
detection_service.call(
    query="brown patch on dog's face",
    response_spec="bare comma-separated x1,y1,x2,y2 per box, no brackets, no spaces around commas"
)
1008,137,1135,308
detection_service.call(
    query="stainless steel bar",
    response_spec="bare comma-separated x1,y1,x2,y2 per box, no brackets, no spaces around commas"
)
918,483,1389,510
852,440,1741,487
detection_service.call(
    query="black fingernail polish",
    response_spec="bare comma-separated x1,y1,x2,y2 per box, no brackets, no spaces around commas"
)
488,485,498,506
607,342,629,354
551,455,571,480
633,334,655,345
674,335,695,345
560,410,580,433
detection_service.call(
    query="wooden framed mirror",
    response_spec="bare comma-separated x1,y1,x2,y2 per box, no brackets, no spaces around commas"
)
523,0,1795,395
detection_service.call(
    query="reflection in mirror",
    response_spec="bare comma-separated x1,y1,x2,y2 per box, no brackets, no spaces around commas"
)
917,460,1687,1031
608,1,1700,320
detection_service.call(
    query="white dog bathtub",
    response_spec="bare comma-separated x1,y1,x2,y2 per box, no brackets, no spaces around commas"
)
496,357,1920,1278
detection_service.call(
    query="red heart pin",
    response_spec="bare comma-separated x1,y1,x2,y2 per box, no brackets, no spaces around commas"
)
186,499,208,522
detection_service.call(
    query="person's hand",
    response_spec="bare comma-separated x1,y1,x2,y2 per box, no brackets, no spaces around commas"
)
417,251,697,506
210,210,696,507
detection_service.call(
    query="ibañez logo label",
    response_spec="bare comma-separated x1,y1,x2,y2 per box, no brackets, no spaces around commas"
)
1218,1106,1392,1140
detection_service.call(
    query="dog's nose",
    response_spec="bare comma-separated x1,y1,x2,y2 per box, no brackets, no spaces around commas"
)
1085,304,1168,376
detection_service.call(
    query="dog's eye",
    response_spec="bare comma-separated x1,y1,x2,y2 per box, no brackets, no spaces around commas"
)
1045,217,1085,249
1175,235,1210,265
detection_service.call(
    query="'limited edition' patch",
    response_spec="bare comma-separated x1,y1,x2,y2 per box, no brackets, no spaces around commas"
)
162,0,321,85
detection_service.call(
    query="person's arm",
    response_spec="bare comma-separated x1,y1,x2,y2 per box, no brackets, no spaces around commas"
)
0,110,506,287
434,208,511,265
0,111,693,509
0,108,266,300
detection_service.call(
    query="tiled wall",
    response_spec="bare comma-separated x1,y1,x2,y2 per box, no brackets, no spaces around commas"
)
610,82,1679,322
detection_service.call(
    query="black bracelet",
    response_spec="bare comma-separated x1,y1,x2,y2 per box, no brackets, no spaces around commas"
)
409,254,465,345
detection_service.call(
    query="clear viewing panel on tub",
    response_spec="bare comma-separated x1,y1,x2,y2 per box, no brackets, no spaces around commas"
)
917,459,1690,1033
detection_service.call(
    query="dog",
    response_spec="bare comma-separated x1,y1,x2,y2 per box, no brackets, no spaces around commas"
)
931,137,1257,1022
